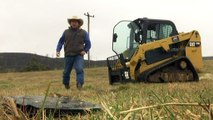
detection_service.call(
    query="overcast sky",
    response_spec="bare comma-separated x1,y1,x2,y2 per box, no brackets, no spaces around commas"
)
1,0,213,60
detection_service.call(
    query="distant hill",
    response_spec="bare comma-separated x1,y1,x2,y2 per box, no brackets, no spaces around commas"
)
203,56,213,60
0,53,106,72
0,53,212,72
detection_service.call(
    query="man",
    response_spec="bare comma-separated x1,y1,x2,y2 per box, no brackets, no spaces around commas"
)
56,16,91,90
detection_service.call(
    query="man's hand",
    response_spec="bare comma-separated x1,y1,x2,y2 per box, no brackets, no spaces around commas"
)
80,51,86,56
56,52,60,58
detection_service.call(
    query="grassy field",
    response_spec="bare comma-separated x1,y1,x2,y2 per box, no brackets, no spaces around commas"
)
0,60,213,119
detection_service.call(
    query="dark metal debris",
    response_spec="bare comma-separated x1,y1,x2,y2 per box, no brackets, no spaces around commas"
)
9,96,101,116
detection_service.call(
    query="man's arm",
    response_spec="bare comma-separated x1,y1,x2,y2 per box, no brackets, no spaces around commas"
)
84,31,91,53
56,33,65,52
56,33,65,57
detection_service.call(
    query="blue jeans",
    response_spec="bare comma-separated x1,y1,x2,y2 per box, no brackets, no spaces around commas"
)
63,55,84,85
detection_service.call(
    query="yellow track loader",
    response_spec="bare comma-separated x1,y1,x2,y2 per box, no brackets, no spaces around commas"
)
107,18,202,84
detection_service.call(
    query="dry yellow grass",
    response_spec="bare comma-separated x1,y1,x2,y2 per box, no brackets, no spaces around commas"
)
0,60,213,119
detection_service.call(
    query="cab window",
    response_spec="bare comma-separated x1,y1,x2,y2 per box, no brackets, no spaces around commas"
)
146,23,173,43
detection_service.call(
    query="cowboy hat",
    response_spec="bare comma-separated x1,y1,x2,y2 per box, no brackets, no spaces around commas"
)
67,16,83,26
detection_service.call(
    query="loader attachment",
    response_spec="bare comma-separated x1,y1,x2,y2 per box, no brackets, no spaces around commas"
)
107,54,131,84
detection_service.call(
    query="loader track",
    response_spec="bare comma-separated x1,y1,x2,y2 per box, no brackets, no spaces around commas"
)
138,57,199,83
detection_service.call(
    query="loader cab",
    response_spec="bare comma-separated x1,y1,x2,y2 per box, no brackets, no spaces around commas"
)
112,18,178,61
112,20,140,61
135,18,179,44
